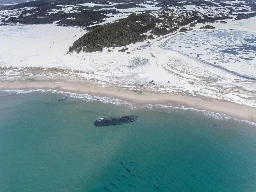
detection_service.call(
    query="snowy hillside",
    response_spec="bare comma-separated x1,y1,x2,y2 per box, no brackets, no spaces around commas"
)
0,0,255,27
0,0,255,108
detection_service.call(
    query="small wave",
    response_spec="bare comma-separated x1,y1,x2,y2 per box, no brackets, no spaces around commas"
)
1,89,255,127
0,89,135,108
143,103,256,127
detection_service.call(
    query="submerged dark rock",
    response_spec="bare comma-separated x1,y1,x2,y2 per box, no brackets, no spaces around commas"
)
94,116,138,127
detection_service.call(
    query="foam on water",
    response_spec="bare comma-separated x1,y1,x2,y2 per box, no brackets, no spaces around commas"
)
1,90,256,192
1,89,255,127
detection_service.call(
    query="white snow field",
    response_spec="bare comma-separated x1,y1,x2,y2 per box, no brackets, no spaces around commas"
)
162,29,256,79
0,17,255,107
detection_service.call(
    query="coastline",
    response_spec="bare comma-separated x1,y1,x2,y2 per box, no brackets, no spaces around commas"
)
0,81,255,124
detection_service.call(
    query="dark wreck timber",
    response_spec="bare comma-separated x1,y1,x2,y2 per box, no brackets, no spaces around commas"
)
94,116,138,127
57,96,68,102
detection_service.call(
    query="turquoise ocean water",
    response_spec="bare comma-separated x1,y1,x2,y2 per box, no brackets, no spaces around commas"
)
0,91,256,192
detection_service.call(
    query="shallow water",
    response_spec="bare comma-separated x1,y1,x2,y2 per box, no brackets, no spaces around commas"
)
0,91,256,192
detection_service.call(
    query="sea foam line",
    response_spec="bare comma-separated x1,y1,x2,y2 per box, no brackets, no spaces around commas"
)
0,89,135,108
1,89,255,127
144,103,256,127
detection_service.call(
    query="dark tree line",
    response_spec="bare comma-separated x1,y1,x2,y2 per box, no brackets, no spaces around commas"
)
69,13,159,52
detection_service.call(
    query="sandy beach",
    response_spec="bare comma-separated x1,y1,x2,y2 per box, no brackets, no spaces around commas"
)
0,81,255,124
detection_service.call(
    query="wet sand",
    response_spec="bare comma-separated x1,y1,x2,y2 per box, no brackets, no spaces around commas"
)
0,81,255,123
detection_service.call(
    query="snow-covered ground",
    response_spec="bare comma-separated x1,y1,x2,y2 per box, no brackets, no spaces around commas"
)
0,17,255,107
162,29,256,79
2,0,254,27
0,24,85,68
0,1,162,26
